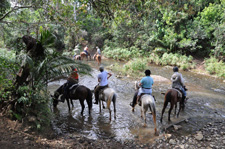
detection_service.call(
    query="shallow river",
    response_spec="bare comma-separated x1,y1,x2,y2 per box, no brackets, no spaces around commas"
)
48,59,225,143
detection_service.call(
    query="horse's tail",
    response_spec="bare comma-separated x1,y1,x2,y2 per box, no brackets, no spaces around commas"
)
112,93,116,103
149,98,156,114
107,95,112,109
107,92,115,109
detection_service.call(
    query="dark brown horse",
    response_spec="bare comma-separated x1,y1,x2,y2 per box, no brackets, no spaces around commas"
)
160,88,185,122
80,52,91,61
53,84,92,115
93,54,101,65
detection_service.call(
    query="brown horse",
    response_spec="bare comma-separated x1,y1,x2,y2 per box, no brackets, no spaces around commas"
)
53,84,92,115
80,52,91,61
160,88,185,122
93,54,101,65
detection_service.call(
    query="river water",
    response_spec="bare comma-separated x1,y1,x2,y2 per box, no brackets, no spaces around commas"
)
48,59,225,143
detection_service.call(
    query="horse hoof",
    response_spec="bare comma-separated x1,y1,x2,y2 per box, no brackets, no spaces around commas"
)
148,112,152,114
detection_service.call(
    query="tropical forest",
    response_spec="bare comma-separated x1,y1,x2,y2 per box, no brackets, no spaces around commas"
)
0,0,225,148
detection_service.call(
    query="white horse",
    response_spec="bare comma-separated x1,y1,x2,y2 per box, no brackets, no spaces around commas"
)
134,81,158,135
141,94,158,135
99,88,117,121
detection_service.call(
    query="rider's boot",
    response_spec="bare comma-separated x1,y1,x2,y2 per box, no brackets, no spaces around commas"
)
94,94,98,104
153,95,156,102
181,95,186,110
137,96,141,106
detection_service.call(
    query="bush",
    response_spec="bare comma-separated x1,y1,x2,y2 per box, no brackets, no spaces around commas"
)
205,57,225,78
124,58,147,72
103,46,134,60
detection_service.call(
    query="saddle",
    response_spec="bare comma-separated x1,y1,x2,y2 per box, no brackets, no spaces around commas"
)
138,93,156,106
172,88,182,98
69,84,79,90
99,86,108,100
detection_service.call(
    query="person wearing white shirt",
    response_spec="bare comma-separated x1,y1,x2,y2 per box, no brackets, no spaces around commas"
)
94,66,112,104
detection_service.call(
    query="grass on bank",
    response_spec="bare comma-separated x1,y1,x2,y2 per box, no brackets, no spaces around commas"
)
103,46,225,79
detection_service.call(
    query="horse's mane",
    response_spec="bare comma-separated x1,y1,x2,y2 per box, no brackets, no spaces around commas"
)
54,84,64,95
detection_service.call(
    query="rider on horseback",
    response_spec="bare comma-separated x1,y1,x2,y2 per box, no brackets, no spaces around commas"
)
73,44,80,59
84,45,89,56
61,67,79,102
94,66,112,104
171,66,187,102
96,46,101,55
130,69,154,108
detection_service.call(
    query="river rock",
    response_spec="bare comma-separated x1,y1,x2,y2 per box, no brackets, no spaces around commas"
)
169,139,176,145
179,145,185,149
195,131,203,141
164,133,172,139
173,125,182,130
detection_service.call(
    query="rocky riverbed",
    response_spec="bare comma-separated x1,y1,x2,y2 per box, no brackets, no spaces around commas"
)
0,115,224,149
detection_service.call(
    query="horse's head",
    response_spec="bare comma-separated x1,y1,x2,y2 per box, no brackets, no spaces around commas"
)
134,81,140,90
52,85,65,107
52,91,60,107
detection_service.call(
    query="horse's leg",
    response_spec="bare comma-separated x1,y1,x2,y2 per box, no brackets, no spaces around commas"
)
143,108,147,127
70,99,74,108
79,99,85,115
102,100,105,109
177,102,182,118
109,107,112,121
160,101,168,123
66,98,71,111
168,102,174,122
113,99,116,120
99,99,101,113
141,107,143,118
174,103,177,117
151,110,157,134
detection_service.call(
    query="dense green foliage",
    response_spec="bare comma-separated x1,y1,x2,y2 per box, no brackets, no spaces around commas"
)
98,0,225,77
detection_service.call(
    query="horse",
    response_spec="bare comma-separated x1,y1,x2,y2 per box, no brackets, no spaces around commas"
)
132,81,158,135
96,87,117,121
140,94,158,135
93,54,101,65
80,52,91,61
160,88,185,122
52,83,92,115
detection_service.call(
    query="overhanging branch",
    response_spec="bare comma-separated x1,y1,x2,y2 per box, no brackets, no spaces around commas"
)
0,5,33,21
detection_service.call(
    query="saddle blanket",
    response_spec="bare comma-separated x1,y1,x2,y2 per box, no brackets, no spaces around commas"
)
172,88,182,98
69,84,79,90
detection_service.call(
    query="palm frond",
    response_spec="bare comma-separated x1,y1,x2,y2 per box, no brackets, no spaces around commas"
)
16,53,34,68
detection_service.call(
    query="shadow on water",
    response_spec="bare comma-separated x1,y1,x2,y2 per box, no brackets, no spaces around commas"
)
48,59,225,143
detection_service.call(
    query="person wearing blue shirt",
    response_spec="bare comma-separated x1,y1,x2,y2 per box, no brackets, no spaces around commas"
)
130,69,154,109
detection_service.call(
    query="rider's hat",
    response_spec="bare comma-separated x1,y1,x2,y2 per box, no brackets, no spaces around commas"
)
99,66,104,72
74,68,78,72
173,66,179,72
